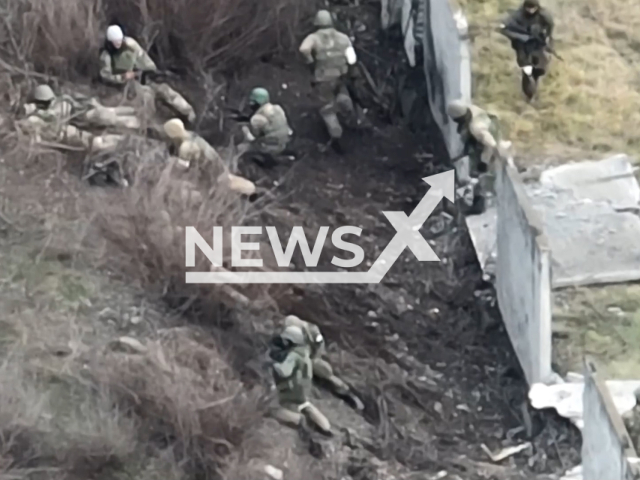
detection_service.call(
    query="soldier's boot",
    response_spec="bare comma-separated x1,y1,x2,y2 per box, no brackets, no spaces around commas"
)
336,89,357,129
320,105,343,139
152,82,197,124
300,402,332,436
521,67,538,101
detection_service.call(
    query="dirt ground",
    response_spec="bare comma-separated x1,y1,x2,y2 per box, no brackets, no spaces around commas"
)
0,1,582,479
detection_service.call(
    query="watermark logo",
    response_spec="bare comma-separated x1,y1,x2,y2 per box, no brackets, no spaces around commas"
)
185,170,454,284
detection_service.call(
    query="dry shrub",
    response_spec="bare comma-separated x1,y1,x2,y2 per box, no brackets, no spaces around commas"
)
92,138,275,310
0,0,313,80
0,354,138,479
461,0,640,161
91,328,268,477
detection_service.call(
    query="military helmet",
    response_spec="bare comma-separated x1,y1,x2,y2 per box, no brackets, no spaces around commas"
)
280,325,305,346
163,118,187,140
314,10,334,28
447,99,469,120
523,0,540,8
249,87,270,106
33,84,55,102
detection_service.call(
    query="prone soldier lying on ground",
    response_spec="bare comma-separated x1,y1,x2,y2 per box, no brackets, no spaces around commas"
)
163,118,256,196
19,84,130,152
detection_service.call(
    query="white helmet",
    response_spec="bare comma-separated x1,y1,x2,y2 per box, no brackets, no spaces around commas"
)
280,325,305,346
447,99,469,120
106,25,124,44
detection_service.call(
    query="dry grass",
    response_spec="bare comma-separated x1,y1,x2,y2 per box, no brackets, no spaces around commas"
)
0,0,312,80
460,0,640,161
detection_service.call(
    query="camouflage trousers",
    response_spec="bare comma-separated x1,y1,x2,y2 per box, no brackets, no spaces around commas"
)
146,82,196,123
314,78,354,139
40,124,125,152
243,134,291,156
272,401,331,434
312,357,350,396
83,103,140,130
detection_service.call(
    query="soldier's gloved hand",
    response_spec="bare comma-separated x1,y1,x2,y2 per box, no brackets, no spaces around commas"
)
124,71,137,81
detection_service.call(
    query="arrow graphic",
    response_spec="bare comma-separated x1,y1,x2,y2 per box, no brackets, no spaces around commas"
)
185,170,455,284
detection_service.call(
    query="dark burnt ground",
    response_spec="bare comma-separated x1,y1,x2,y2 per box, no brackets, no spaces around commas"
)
207,1,582,478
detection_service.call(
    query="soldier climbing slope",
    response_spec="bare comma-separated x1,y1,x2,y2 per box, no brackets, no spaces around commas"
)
268,325,332,436
447,99,509,215
20,84,128,152
283,315,364,411
163,118,256,196
499,0,556,100
99,25,196,124
240,87,293,163
299,10,358,152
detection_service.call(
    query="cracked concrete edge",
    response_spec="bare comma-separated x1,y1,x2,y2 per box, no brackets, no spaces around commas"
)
583,360,640,479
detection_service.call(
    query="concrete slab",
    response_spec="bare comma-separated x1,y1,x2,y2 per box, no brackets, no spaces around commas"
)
464,207,496,274
464,155,640,288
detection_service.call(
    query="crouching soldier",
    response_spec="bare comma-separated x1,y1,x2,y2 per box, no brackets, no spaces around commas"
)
269,325,332,435
283,315,364,411
99,25,196,124
299,10,358,150
447,99,508,215
20,84,126,152
241,88,293,163
163,118,256,196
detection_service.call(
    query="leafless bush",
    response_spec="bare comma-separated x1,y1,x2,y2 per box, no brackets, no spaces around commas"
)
0,0,313,80
91,328,268,478
91,138,275,310
0,354,138,479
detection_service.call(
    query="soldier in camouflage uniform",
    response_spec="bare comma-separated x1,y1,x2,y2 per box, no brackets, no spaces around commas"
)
447,99,504,215
99,25,196,124
241,87,293,159
20,84,127,152
500,0,555,99
283,315,364,411
269,325,332,435
299,10,358,146
163,118,256,196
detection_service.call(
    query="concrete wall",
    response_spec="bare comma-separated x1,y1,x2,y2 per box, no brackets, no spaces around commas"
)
583,361,640,480
420,0,465,159
495,164,553,385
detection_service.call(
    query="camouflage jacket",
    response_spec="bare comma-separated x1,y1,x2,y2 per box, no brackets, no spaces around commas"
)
249,103,292,146
272,345,313,406
172,131,226,177
99,37,157,85
299,27,353,82
458,105,500,169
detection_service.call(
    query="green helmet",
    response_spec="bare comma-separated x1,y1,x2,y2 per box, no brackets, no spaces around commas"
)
314,10,334,28
249,87,270,106
34,84,55,102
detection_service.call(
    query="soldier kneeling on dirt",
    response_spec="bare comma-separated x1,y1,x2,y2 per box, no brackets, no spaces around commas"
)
20,84,129,153
99,25,196,124
282,315,364,411
299,10,358,152
447,99,511,215
240,87,293,166
269,325,332,436
163,118,256,196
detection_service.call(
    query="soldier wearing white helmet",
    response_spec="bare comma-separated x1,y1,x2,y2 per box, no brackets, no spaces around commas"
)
20,84,131,152
299,10,357,149
99,25,196,124
268,325,332,435
163,118,256,196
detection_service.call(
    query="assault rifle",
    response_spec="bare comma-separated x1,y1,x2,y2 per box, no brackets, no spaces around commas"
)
138,69,180,85
224,107,252,122
498,25,563,61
